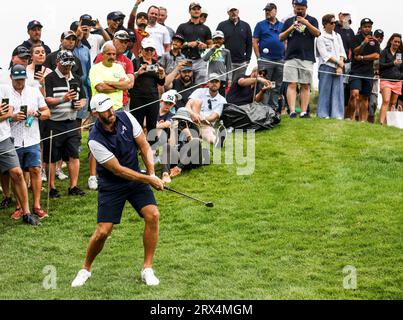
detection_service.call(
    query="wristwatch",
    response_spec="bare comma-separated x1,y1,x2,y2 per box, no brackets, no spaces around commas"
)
35,111,42,118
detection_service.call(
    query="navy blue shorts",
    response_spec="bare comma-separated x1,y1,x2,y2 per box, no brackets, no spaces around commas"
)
349,77,373,97
97,181,157,225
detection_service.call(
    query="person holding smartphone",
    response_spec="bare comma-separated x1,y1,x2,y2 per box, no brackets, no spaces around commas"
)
379,33,403,125
26,44,52,96
346,18,380,122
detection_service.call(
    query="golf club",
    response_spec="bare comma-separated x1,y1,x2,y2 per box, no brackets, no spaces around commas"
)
164,186,214,208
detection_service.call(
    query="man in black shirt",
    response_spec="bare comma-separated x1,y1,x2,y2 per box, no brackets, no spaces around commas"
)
165,63,197,110
226,69,272,106
279,0,320,118
335,11,356,115
346,18,380,121
176,2,212,84
20,20,52,55
217,6,253,82
44,31,83,80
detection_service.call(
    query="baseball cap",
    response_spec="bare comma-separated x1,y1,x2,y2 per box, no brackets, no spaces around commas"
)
201,8,208,16
374,29,384,37
12,46,31,59
264,3,277,11
172,34,185,43
27,20,43,30
114,30,130,41
292,0,308,6
360,18,374,26
136,12,149,21
227,6,238,12
208,73,222,82
80,14,93,21
212,30,225,39
90,94,114,113
189,2,202,10
57,50,76,66
127,29,136,42
10,64,28,80
161,91,177,105
141,38,157,50
70,21,79,32
180,64,193,72
172,108,194,123
61,30,77,40
107,11,125,21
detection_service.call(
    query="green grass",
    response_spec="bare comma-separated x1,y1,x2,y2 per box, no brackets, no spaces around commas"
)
0,118,402,300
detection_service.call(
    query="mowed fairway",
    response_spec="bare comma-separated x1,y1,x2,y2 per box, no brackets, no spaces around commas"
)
0,118,402,300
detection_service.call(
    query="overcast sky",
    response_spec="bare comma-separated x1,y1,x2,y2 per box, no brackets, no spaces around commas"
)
1,0,401,71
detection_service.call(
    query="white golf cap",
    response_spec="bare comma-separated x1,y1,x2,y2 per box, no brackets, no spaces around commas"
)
165,89,182,102
227,6,238,12
90,94,114,113
208,73,223,81
161,91,177,105
141,37,157,50
201,8,208,15
212,30,225,39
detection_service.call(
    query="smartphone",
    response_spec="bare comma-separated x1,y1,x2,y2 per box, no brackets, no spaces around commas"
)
1,98,9,114
20,105,28,116
396,53,402,61
34,64,42,74
69,82,79,109
270,81,276,89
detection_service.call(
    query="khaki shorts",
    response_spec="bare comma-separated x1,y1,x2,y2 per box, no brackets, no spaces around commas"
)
283,59,314,84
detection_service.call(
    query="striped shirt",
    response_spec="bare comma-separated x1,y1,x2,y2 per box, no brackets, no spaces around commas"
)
45,68,85,121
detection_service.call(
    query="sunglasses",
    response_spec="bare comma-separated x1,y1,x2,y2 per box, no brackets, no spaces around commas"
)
208,99,212,110
144,47,155,52
329,21,336,25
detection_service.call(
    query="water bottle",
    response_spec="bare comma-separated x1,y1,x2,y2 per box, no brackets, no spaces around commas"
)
25,116,34,128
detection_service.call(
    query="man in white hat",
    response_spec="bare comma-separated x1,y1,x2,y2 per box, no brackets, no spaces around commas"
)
186,73,227,148
72,93,164,288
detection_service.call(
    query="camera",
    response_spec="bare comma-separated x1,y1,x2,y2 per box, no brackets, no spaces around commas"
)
81,18,96,27
146,64,158,73
178,120,188,132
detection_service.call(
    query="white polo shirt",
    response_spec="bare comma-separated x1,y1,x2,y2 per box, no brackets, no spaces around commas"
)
146,23,171,57
0,85,11,142
189,88,227,120
9,85,47,147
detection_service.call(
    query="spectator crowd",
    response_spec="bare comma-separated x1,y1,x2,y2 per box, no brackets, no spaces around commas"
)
0,0,402,225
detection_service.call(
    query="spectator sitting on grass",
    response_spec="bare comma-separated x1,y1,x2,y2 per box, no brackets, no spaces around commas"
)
226,68,273,106
186,73,227,148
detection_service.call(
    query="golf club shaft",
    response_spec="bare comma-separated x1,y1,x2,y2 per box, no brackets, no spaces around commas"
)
164,186,209,206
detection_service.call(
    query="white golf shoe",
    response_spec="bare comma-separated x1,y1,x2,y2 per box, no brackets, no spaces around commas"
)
141,268,160,286
71,269,91,287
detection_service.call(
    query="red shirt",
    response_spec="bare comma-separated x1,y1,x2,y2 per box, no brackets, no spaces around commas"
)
94,54,134,106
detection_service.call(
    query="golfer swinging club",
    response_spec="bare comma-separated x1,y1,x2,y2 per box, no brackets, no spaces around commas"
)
72,94,165,287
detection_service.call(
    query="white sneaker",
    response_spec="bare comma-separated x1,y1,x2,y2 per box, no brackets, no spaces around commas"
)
141,268,160,286
71,269,91,287
56,168,68,181
41,169,47,182
88,176,98,190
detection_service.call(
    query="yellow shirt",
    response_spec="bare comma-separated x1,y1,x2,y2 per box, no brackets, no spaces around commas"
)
89,62,128,110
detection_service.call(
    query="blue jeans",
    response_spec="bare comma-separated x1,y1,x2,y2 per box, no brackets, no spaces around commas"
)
317,64,344,119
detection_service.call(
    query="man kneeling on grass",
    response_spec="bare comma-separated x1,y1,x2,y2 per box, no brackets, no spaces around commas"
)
72,93,164,287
